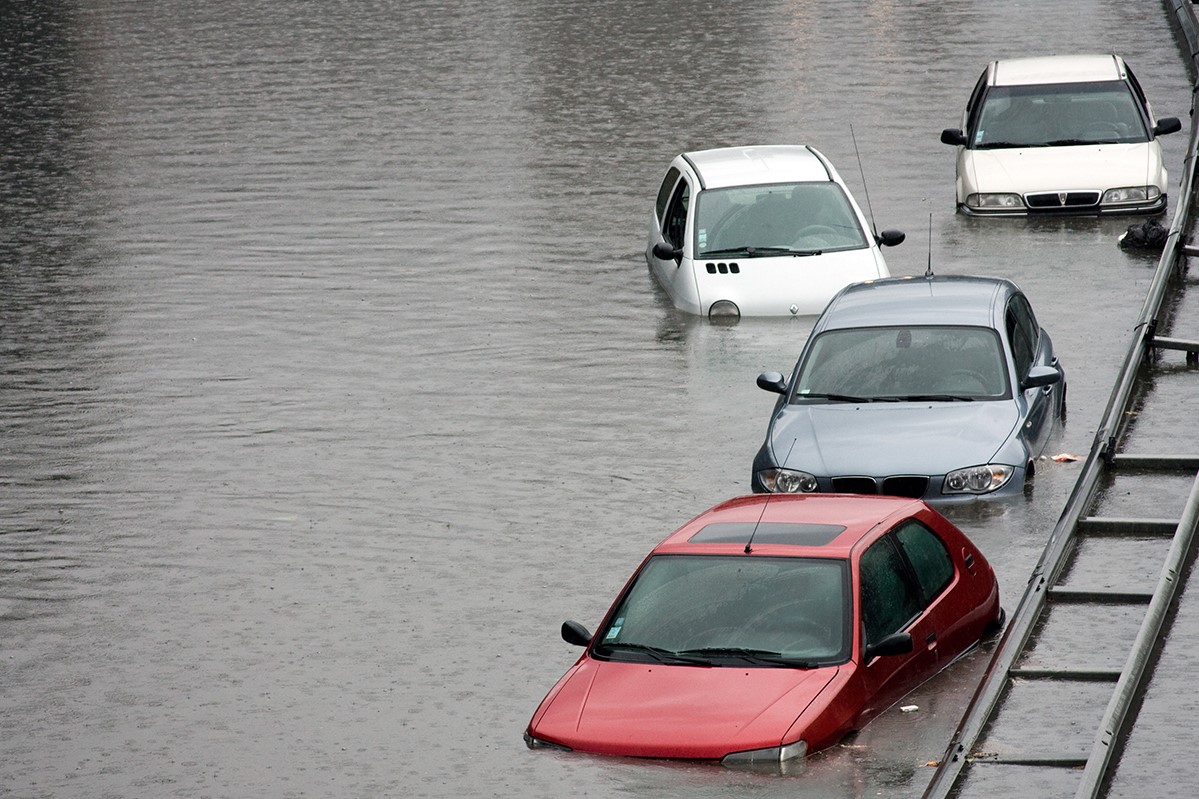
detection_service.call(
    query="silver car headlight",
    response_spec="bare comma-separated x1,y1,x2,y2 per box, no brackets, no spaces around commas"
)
943,464,1014,494
1101,186,1160,204
759,468,819,494
965,193,1024,210
721,739,807,766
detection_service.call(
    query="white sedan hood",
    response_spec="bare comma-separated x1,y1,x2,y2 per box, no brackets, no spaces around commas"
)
962,142,1159,195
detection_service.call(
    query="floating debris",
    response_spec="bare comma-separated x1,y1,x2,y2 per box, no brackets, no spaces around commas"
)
1052,453,1080,462
1118,218,1169,251
900,704,919,713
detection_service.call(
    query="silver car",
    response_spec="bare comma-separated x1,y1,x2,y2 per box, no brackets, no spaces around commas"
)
752,275,1066,501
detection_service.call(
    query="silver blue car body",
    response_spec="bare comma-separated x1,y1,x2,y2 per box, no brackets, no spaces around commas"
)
752,275,1066,501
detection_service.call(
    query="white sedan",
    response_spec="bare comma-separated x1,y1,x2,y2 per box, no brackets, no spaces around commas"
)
646,145,904,319
940,54,1182,216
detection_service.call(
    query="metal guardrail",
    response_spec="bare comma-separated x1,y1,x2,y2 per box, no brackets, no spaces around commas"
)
920,3,1199,797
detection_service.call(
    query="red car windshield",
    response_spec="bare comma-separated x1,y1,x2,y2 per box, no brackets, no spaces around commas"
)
593,554,850,667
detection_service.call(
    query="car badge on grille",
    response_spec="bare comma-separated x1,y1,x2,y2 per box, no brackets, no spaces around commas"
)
1058,192,1068,205
790,304,799,316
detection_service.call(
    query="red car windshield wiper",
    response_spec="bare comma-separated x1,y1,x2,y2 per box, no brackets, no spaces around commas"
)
676,647,818,668
595,642,711,666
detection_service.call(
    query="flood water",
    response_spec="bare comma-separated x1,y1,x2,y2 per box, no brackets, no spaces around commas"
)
2,2,1196,797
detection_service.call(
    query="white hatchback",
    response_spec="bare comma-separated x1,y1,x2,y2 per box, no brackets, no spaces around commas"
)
646,145,903,319
940,54,1182,216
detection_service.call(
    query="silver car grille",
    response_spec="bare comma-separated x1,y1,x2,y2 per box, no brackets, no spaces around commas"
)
830,475,929,498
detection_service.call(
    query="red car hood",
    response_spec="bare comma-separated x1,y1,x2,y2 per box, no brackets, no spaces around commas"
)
529,657,838,759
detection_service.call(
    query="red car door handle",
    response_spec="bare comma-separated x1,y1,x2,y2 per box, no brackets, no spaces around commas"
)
926,633,937,649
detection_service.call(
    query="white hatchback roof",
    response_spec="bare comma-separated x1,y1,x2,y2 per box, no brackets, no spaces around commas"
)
683,145,832,190
991,54,1125,86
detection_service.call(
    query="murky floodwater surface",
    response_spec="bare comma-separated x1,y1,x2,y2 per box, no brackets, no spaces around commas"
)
2,2,1196,797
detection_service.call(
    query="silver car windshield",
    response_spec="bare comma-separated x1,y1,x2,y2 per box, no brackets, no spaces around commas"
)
973,80,1149,148
792,326,1012,402
694,182,868,257
593,554,849,667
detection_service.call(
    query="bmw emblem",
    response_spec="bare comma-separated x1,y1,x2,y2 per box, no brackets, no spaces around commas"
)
789,304,799,316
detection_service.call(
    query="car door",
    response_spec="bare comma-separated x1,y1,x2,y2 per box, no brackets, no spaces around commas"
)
647,172,696,307
891,519,967,663
1005,293,1057,454
854,532,940,721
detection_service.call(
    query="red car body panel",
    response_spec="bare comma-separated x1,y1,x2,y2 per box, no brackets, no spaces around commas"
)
526,494,1000,761
530,659,838,758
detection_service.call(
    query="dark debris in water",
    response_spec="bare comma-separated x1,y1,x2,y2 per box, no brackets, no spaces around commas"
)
1118,218,1169,251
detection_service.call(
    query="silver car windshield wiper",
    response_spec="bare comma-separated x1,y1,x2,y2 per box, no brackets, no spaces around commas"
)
876,393,976,402
595,642,711,666
676,647,817,668
795,391,893,403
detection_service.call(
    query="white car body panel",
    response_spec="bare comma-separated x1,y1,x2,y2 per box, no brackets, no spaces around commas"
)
646,145,898,318
943,54,1178,216
650,246,889,317
957,142,1164,200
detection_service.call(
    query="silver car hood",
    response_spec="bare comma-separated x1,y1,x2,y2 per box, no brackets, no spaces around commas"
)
772,402,1022,476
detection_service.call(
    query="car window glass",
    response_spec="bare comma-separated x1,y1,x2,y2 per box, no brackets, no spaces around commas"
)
1005,297,1037,379
965,68,988,129
1125,67,1151,115
973,80,1149,148
859,539,921,644
596,554,850,663
893,521,955,604
655,167,681,224
693,182,867,255
663,180,689,248
793,325,1010,400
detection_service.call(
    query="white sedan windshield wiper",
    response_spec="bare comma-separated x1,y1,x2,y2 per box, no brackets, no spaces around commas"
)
976,140,1047,149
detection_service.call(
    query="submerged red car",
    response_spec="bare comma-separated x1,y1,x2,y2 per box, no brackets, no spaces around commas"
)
524,494,1002,765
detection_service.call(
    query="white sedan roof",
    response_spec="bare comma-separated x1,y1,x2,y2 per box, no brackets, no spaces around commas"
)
683,145,832,190
991,54,1124,86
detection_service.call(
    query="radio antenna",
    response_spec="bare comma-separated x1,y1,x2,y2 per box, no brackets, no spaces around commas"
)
849,124,879,238
925,212,934,277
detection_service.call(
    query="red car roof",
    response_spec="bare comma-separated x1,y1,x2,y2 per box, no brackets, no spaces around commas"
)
653,493,929,558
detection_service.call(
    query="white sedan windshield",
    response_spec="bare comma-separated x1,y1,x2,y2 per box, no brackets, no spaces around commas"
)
973,80,1149,148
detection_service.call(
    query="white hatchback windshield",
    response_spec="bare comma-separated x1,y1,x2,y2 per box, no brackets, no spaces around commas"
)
793,326,1011,401
973,80,1149,148
594,554,849,666
695,182,867,257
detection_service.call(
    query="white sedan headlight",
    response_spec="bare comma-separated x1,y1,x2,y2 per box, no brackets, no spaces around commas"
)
759,469,819,493
943,464,1014,495
965,193,1024,210
1101,186,1160,204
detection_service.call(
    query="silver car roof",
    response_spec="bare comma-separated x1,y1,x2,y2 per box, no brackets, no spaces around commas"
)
818,275,1016,330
